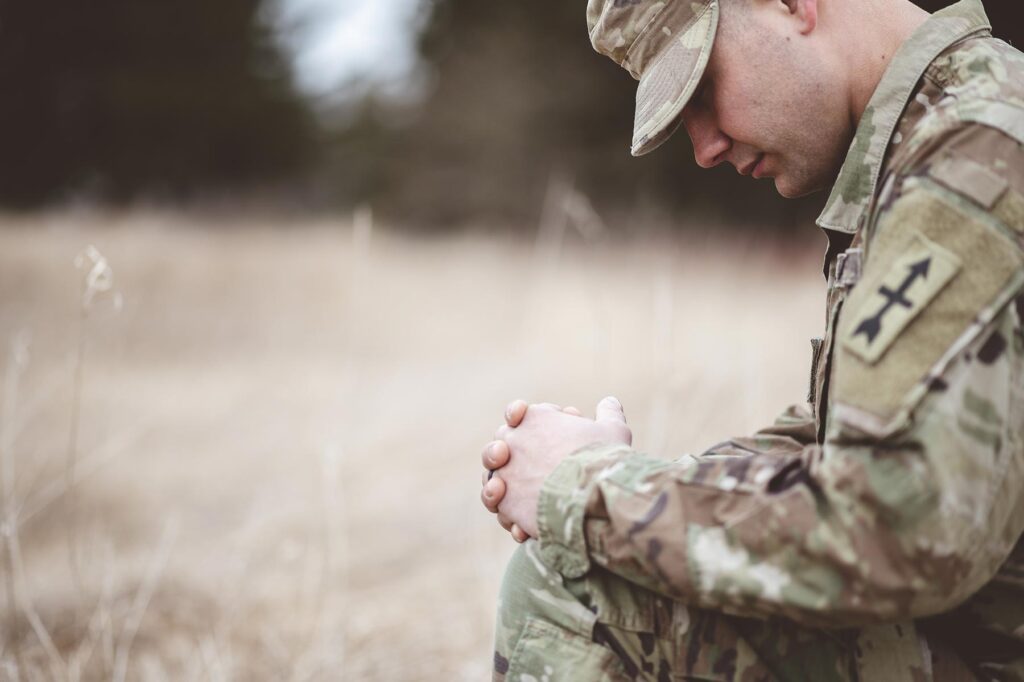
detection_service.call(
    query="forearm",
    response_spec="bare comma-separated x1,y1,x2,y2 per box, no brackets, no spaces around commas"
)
537,305,1024,628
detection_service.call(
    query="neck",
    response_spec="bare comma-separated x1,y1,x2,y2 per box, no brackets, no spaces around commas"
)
841,0,931,127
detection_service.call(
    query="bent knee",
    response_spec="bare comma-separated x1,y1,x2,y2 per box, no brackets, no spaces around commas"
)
494,543,635,681
497,541,596,636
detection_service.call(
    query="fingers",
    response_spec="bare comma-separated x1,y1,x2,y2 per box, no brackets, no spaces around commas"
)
496,512,514,532
506,399,567,427
502,400,576,439
504,399,528,427
510,524,529,543
481,475,506,513
480,467,499,486
595,396,627,425
481,440,510,470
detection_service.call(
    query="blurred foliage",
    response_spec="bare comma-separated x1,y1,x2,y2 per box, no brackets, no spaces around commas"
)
0,0,317,207
329,0,1023,230
328,0,812,229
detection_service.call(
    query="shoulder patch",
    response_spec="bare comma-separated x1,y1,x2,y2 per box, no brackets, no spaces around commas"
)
928,153,1008,210
994,189,1024,234
842,233,960,364
834,186,1024,434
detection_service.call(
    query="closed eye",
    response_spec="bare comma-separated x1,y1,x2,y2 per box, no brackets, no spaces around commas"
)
692,78,711,108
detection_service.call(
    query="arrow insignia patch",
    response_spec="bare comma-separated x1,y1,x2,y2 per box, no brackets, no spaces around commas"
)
843,233,961,364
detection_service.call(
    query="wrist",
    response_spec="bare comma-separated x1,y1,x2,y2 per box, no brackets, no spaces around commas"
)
535,443,634,578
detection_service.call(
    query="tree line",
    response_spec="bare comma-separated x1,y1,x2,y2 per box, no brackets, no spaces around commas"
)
2,0,1018,228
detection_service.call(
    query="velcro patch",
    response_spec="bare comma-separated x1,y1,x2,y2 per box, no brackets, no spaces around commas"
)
994,189,1024,233
843,234,961,365
929,154,1008,209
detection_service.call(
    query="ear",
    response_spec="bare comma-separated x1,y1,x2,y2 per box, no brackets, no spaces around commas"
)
781,0,818,35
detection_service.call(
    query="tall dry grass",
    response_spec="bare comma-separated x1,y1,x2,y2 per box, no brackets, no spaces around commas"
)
0,208,824,680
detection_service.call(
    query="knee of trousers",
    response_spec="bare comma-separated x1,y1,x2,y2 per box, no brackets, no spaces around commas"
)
493,541,625,680
491,543,862,682
495,542,597,648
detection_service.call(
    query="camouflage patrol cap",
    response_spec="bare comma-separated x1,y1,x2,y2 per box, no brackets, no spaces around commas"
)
587,0,719,156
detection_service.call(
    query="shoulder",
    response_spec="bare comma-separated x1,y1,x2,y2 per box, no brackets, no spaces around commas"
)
881,122,1024,232
925,36,1024,102
887,36,1024,176
877,33,1024,234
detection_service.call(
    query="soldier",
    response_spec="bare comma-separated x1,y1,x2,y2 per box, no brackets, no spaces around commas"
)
478,0,1024,679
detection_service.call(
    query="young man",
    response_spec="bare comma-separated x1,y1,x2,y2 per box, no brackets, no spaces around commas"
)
480,0,1024,679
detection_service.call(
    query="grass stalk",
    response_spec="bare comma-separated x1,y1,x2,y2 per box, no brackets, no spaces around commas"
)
1,334,30,682
2,332,66,680
63,295,88,597
111,518,178,682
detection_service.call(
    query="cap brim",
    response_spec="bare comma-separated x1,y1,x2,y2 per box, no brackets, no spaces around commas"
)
630,0,719,157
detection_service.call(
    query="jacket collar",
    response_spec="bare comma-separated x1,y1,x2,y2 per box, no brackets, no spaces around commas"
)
816,0,992,234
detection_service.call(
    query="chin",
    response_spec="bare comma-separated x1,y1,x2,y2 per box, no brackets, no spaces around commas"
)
774,174,826,199
773,178,803,199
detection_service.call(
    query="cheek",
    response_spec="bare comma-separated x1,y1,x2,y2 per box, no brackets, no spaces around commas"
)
712,89,757,140
712,76,779,143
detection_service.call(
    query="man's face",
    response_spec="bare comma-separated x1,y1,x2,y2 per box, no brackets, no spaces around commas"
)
679,2,853,198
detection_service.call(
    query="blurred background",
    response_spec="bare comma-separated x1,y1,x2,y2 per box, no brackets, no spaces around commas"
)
0,1,1018,680
3,0,1017,224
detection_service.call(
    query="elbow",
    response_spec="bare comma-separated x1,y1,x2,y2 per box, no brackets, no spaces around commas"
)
834,502,1010,623
813,438,1013,622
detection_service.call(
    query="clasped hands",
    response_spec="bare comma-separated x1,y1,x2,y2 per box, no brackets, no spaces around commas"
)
479,396,632,543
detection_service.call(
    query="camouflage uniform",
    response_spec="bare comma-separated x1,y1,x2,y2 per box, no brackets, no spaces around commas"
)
494,1,1024,680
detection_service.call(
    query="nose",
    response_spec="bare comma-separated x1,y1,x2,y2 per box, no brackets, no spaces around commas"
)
681,105,731,169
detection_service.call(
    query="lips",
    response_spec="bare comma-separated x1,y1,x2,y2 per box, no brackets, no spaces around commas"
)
738,154,763,177
752,154,767,179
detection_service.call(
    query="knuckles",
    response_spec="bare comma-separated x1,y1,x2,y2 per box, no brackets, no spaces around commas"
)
489,441,510,468
597,421,632,446
617,424,633,446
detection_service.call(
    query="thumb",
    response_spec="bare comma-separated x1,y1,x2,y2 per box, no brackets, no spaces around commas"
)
595,396,627,425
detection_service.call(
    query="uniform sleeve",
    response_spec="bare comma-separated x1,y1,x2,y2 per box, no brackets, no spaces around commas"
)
535,126,1024,628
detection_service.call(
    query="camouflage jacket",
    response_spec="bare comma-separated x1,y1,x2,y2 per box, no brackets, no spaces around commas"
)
536,0,1024,677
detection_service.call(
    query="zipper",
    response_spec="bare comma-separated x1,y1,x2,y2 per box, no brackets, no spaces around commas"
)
808,337,824,406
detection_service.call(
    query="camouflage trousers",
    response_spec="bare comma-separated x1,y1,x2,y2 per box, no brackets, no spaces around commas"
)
492,541,958,682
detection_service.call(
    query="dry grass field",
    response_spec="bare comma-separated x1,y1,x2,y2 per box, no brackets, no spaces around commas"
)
0,210,824,681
